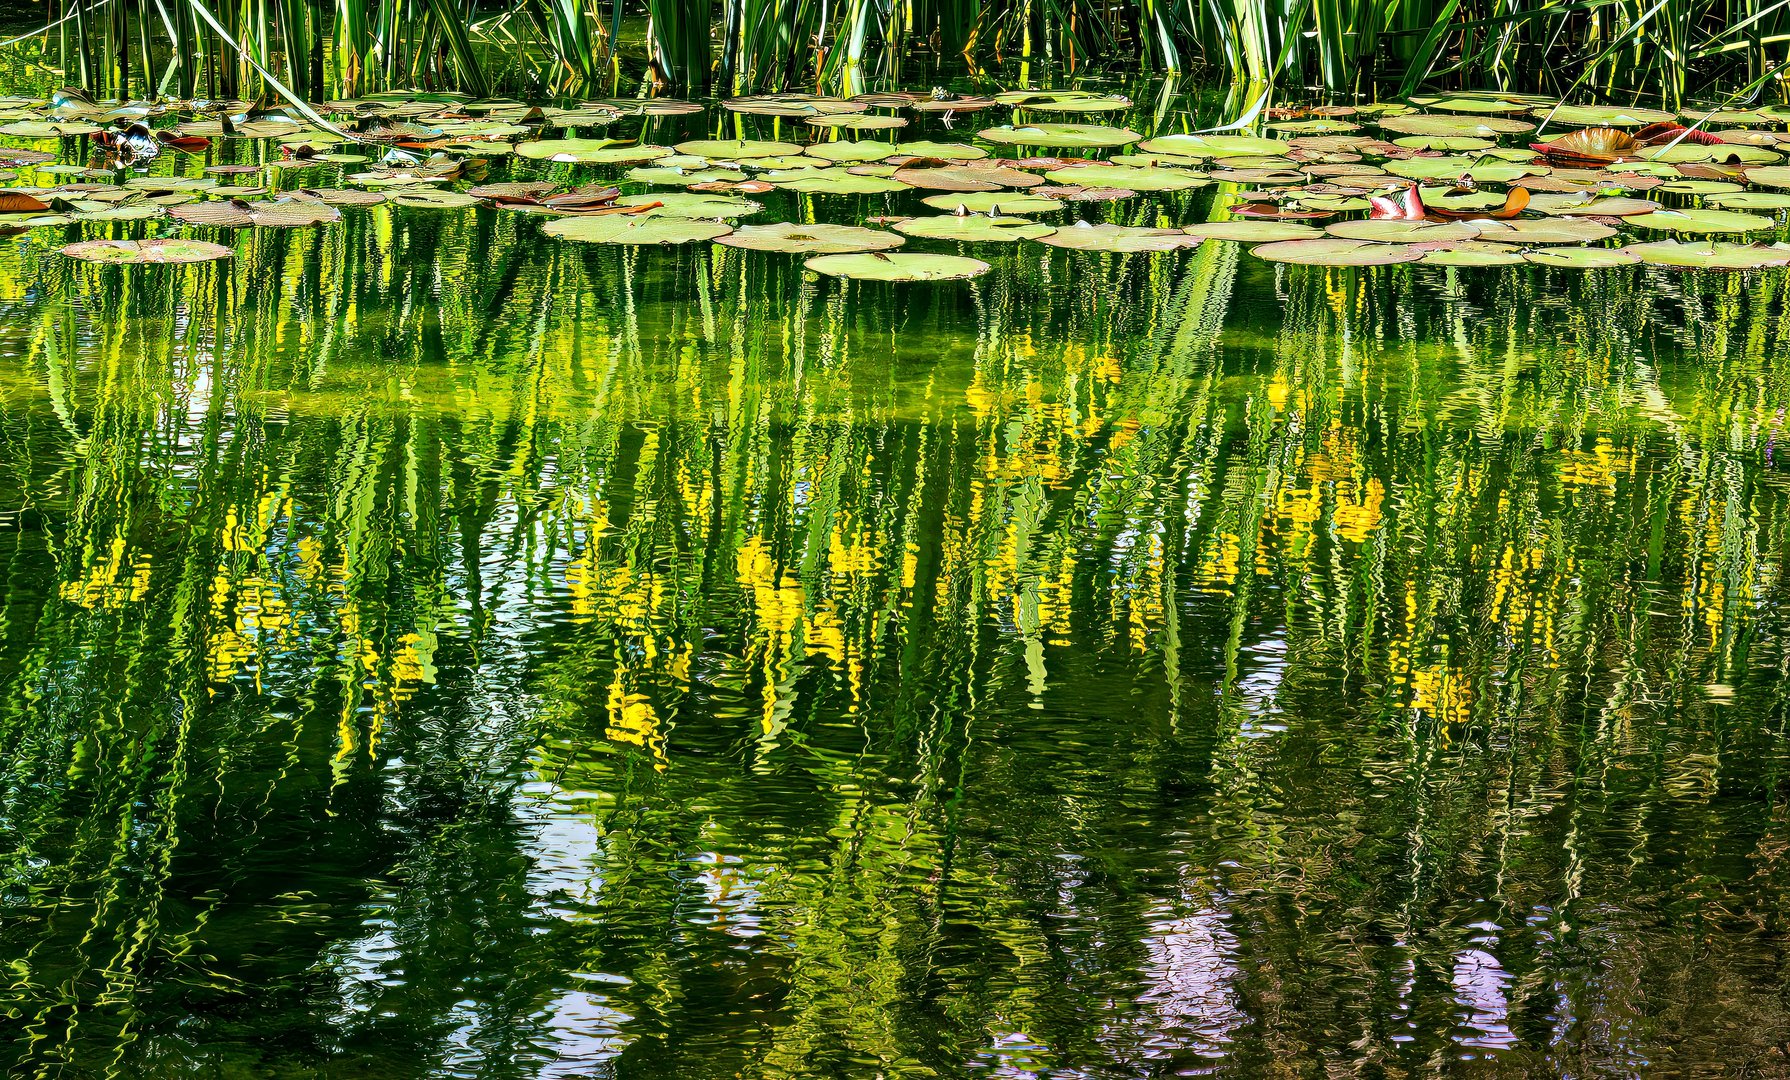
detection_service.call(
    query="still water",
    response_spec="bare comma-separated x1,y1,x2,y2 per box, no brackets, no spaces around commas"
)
4,119,1790,1078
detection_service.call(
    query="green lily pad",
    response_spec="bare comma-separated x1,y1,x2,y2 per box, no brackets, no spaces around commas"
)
390,189,481,209
1182,220,1322,242
716,222,904,253
616,192,761,217
1465,218,1618,243
1002,91,1132,113
804,251,989,281
1532,104,1675,127
517,139,671,164
894,141,988,161
1418,96,1535,114
1526,193,1660,216
1034,222,1200,252
1325,220,1482,243
673,139,803,159
1523,247,1642,268
1644,142,1780,165
1628,208,1776,234
768,169,910,195
1041,164,1208,191
60,238,233,263
626,166,749,186
808,140,899,162
1135,134,1287,158
1391,135,1497,152
1620,239,1790,269
806,114,907,130
1250,238,1426,265
1419,241,1526,266
893,164,1044,191
542,216,733,244
1384,157,1544,183
920,192,1063,214
977,124,1142,149
892,215,1055,242
1741,165,1790,189
1376,114,1536,138
1704,191,1790,210
1656,179,1745,195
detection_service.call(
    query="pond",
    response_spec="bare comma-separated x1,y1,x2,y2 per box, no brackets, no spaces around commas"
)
3,85,1790,1077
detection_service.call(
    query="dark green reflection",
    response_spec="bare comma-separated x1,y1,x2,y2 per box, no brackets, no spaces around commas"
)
3,210,1790,1078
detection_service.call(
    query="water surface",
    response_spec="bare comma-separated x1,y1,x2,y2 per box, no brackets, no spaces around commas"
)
4,118,1790,1078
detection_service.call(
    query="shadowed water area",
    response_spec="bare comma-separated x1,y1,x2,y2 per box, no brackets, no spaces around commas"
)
5,90,1790,1079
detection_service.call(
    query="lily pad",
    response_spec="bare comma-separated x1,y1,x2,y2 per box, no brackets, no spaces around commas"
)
977,124,1142,149
920,192,1063,214
616,192,761,217
1250,238,1425,265
1704,191,1790,210
1376,114,1536,138
1035,222,1201,252
1620,239,1790,269
769,169,910,195
716,222,905,253
808,140,899,162
1325,220,1482,243
1628,208,1777,234
1041,164,1208,191
1532,104,1675,127
60,238,233,264
804,252,990,281
894,141,988,161
1183,220,1323,242
517,139,671,164
1523,247,1642,268
674,139,803,159
893,215,1055,242
1135,134,1287,158
542,216,733,244
1419,241,1526,266
892,164,1043,191
1465,218,1618,244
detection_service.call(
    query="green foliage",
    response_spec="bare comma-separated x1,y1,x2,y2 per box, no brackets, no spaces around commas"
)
8,0,1790,101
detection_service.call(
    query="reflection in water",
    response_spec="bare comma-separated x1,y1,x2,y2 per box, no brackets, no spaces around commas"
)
2,208,1790,1077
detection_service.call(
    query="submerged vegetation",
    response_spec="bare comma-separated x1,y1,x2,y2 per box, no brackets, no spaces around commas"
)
9,0,1790,101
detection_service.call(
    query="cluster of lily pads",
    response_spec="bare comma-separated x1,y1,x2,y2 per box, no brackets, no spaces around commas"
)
8,86,1790,274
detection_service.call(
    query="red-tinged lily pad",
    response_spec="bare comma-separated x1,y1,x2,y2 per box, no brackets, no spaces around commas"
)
1251,238,1425,265
60,238,233,264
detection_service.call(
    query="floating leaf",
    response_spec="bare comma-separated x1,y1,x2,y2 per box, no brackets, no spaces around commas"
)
1325,220,1482,243
1420,241,1526,266
768,169,910,195
674,138,804,159
1041,164,1208,191
1376,114,1535,137
1705,191,1790,210
1533,104,1675,126
977,124,1142,149
894,140,988,161
517,139,671,164
616,192,761,217
804,252,989,281
1183,220,1323,242
1135,134,1287,157
1035,222,1200,252
1466,218,1618,243
893,215,1055,242
920,192,1063,214
1250,238,1425,265
808,140,899,162
60,237,233,263
1523,247,1642,268
542,216,733,244
892,164,1044,191
1620,239,1790,269
716,222,905,253
1628,208,1776,234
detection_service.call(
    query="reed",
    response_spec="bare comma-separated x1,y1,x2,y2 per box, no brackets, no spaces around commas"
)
6,0,1790,118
